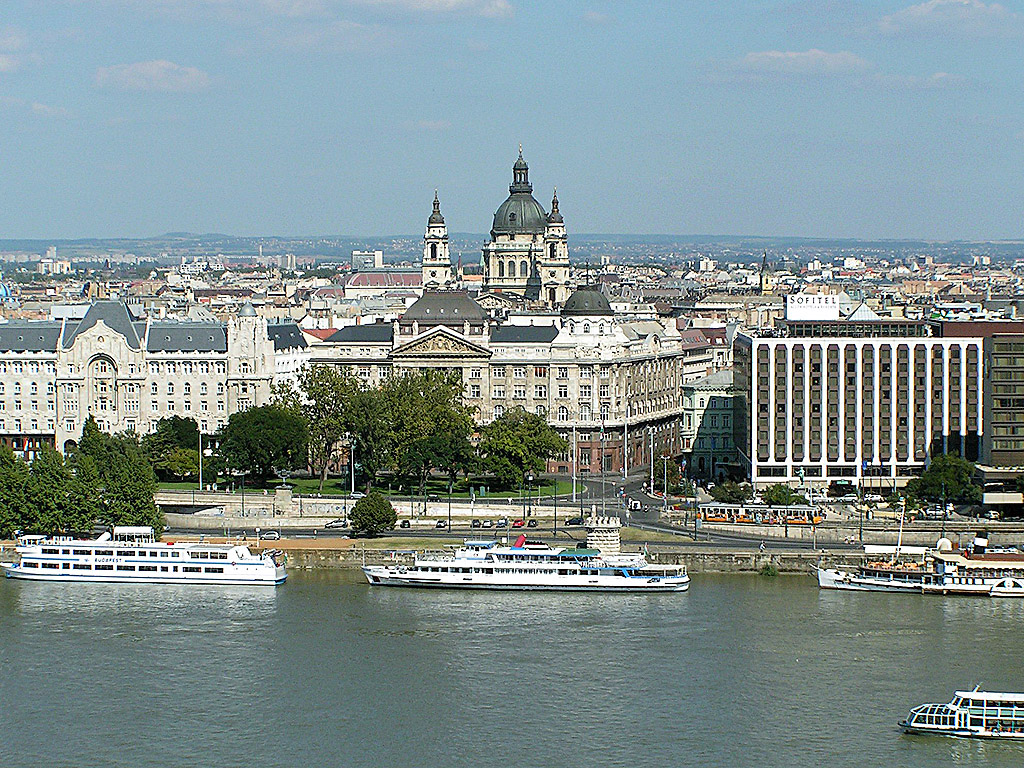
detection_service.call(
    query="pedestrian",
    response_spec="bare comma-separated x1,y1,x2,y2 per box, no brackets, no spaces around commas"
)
759,540,766,552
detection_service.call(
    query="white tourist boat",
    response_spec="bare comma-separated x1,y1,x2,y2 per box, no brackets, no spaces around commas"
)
1,526,286,586
818,534,1024,597
363,534,689,592
901,687,1024,739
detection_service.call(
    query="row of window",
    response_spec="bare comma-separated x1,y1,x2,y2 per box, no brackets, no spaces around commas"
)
21,562,224,574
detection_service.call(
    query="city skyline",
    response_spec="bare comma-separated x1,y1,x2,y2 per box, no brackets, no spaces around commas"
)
1,1,1023,240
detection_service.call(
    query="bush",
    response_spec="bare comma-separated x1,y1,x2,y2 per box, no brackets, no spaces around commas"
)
349,492,397,537
759,562,779,578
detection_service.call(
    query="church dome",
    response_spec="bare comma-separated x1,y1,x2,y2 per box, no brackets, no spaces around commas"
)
561,286,612,317
428,191,445,225
238,302,257,317
491,148,548,236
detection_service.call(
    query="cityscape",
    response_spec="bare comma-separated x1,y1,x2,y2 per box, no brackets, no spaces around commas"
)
3,1,1024,766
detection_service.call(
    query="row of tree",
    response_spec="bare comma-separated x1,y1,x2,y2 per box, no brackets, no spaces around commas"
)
0,417,161,538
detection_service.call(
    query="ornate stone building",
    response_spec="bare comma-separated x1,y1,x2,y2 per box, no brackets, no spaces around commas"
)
0,301,308,458
421,192,453,291
313,288,723,476
480,149,570,306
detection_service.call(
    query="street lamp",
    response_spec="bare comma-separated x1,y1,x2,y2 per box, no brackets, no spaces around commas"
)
661,454,670,518
527,473,534,517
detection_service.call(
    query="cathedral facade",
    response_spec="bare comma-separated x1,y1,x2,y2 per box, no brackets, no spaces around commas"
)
480,150,571,306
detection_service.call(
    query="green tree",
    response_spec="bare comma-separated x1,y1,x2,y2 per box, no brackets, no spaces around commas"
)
710,481,754,503
142,417,201,482
219,405,309,485
297,365,360,492
163,447,200,481
72,418,162,533
349,491,397,536
761,483,808,506
349,387,392,489
0,444,30,537
906,453,981,504
26,447,94,534
478,406,568,490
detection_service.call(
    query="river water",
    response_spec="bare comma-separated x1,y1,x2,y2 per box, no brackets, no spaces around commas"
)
2,572,1023,768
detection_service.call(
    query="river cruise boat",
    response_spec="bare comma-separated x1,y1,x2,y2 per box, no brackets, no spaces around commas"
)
818,534,1024,597
901,688,1024,739
363,536,690,592
1,527,286,586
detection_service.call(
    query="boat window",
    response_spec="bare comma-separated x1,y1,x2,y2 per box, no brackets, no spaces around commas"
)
121,550,134,557
42,548,59,554
95,564,113,571
73,563,91,570
139,565,157,572
183,566,201,573
73,549,91,555
171,552,179,557
62,563,70,569
160,552,168,557
160,566,168,572
197,552,209,559
41,562,60,569
204,567,224,574
149,551,159,557
23,562,37,568
117,565,136,571
96,550,113,556
62,549,70,554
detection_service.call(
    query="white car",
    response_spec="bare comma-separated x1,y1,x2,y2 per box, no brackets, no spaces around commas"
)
865,493,884,503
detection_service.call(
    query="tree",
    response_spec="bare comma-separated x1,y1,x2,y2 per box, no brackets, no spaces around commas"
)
349,387,392,489
0,444,29,537
297,365,360,492
478,406,568,489
761,483,808,507
219,405,309,485
72,417,162,533
349,491,397,536
25,447,94,534
710,481,754,503
142,416,200,482
906,453,981,505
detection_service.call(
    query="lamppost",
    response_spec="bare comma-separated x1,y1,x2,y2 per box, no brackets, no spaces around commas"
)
447,479,453,533
600,414,607,517
527,473,534,517
661,454,670,518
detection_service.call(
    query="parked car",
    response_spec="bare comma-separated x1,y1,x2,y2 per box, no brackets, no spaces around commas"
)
512,519,526,528
435,520,447,529
427,495,440,502
565,516,585,526
482,519,493,528
324,518,348,529
495,518,509,528
260,530,281,540
349,491,366,500
865,493,884,503
527,519,538,528
836,494,858,503
399,519,411,529
471,519,482,528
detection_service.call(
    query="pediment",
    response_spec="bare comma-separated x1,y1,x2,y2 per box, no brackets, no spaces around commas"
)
393,328,491,359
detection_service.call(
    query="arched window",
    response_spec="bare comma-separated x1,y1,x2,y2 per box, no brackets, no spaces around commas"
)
430,243,437,260
507,260,515,278
557,405,568,422
584,323,591,334
598,323,605,334
498,260,505,277
520,260,529,277
536,405,546,417
549,243,555,259
580,404,591,420
494,405,505,418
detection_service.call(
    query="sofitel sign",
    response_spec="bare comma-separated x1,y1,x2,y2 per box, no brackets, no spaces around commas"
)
786,292,840,321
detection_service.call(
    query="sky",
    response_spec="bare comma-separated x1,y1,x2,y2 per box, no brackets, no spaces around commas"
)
1,0,1023,240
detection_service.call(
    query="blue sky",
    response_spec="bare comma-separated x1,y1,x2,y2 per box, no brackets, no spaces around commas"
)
0,0,1023,240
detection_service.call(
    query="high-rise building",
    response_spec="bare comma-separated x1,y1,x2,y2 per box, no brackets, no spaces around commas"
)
735,317,985,490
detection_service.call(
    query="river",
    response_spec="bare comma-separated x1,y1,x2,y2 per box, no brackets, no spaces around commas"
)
2,572,1023,767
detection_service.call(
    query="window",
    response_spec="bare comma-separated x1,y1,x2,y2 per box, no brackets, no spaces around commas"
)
535,385,547,398
184,383,191,395
557,405,569,421
581,367,592,379
492,367,506,378
200,383,208,395
151,383,158,395
470,368,481,379
581,385,592,399
599,385,609,398
513,367,526,379
557,367,568,379
534,366,547,377
167,383,174,395
513,385,526,399
493,386,505,399
493,405,505,418
558,385,568,399
470,384,481,398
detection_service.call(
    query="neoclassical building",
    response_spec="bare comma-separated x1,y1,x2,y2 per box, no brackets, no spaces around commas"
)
0,301,308,457
480,149,571,306
313,288,724,476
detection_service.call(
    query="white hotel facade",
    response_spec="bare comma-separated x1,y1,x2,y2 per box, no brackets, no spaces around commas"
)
735,294,984,490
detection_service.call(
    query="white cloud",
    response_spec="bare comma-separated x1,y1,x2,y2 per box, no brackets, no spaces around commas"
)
354,0,513,18
95,60,211,92
878,0,1024,37
734,49,872,77
272,20,396,53
0,54,21,73
0,27,27,51
31,102,72,118
874,71,971,90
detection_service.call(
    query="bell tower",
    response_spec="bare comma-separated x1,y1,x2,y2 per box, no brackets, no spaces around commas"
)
422,191,452,290
541,189,570,306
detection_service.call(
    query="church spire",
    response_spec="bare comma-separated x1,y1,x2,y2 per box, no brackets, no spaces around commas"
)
511,145,532,193
548,188,563,224
428,189,444,225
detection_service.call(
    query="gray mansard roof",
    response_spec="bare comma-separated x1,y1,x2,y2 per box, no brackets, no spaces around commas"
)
489,325,559,344
147,323,228,353
326,324,394,343
63,301,142,349
267,322,307,351
0,322,63,352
